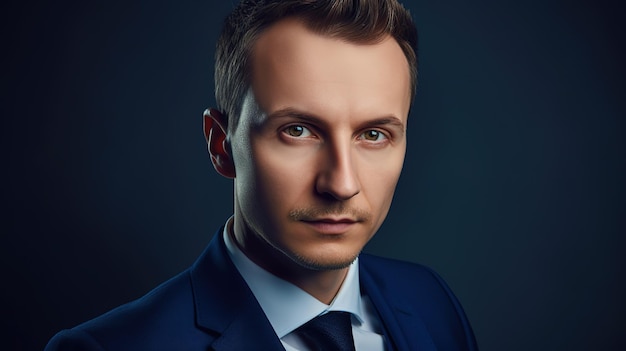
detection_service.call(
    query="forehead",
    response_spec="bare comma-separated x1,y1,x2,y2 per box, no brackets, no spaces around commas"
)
248,18,412,123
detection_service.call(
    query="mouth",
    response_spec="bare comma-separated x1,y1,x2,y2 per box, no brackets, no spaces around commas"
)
300,217,358,235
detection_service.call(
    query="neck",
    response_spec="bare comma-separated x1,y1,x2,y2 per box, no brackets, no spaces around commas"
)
229,217,349,304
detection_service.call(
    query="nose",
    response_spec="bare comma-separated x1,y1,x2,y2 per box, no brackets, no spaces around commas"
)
315,142,361,201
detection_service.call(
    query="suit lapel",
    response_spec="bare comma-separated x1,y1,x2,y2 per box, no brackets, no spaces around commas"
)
208,298,285,351
190,229,285,351
360,258,437,351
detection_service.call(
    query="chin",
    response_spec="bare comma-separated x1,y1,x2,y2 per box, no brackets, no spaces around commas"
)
289,250,360,271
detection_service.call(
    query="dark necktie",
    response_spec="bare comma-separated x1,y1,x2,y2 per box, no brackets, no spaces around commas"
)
296,311,356,351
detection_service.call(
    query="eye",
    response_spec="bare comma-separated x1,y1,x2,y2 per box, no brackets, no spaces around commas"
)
283,125,313,138
360,129,387,142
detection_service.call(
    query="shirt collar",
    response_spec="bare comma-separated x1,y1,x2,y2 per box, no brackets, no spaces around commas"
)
222,217,364,338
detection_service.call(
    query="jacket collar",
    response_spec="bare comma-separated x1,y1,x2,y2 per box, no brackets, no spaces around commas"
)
359,255,437,351
189,228,285,350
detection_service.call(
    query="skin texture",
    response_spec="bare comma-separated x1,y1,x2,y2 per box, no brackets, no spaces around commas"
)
204,19,411,303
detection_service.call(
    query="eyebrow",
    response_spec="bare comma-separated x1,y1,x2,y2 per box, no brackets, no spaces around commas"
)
267,108,324,124
267,107,406,136
362,117,406,136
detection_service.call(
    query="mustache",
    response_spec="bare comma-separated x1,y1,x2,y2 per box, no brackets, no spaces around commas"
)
288,206,371,222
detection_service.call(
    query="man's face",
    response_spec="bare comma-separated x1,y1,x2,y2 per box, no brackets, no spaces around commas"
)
230,19,411,271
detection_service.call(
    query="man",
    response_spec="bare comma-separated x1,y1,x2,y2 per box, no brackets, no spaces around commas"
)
46,0,478,350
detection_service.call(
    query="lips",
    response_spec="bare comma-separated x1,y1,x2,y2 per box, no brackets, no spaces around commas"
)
301,217,357,235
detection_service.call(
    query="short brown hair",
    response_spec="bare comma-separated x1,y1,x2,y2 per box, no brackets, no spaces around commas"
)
214,0,418,132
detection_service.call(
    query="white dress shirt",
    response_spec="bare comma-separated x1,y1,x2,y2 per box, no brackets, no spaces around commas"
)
222,218,386,351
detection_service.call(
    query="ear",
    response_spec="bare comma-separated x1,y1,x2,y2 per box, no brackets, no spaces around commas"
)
203,108,236,179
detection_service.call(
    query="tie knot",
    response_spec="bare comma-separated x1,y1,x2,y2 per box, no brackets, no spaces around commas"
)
296,311,356,351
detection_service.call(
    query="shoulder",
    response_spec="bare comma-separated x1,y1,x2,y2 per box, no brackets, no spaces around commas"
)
45,269,213,351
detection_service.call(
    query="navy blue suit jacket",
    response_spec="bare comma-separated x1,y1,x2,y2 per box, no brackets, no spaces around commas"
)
46,229,478,350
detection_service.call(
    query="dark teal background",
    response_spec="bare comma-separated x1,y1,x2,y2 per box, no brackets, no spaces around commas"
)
3,0,625,350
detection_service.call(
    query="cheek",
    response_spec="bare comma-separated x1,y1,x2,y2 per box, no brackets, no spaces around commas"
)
373,170,401,208
239,139,317,215
360,152,404,211
366,171,401,235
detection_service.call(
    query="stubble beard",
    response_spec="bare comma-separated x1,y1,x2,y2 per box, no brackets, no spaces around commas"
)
284,205,372,270
288,249,361,271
